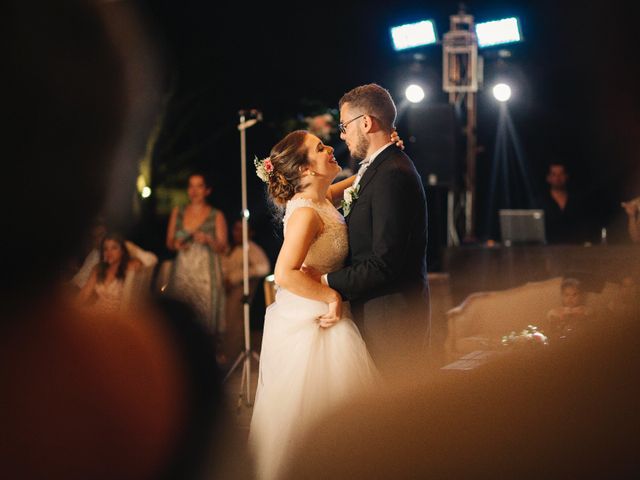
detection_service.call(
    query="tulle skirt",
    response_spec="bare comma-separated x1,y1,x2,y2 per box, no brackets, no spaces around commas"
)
249,288,377,480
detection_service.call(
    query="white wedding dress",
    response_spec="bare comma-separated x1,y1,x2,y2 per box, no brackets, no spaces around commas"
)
249,198,377,480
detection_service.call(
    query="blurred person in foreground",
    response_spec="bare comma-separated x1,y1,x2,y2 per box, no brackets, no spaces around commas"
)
282,308,640,479
0,1,248,479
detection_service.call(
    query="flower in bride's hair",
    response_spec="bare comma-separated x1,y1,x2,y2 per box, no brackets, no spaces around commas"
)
254,156,274,183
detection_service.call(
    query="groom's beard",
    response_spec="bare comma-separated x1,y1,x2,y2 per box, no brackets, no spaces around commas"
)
350,131,369,161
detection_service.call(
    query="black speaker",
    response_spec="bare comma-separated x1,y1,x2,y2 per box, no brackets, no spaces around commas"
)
400,103,461,187
426,184,449,272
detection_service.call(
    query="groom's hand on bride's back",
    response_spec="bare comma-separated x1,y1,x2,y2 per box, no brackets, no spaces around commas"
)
317,299,342,328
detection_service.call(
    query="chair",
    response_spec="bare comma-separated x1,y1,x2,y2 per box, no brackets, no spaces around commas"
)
263,274,276,307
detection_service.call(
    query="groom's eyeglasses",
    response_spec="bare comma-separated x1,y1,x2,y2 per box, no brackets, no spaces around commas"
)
338,114,365,134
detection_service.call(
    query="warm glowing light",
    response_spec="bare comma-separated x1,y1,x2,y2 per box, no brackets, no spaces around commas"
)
141,186,151,198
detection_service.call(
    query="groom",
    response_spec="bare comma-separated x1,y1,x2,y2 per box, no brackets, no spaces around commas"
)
316,83,430,372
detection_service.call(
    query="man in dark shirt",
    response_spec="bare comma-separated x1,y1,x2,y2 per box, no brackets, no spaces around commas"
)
536,162,590,244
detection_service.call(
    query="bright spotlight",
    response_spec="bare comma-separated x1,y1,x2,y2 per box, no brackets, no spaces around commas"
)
492,83,512,102
405,85,425,103
391,20,437,51
476,17,522,48
141,186,151,198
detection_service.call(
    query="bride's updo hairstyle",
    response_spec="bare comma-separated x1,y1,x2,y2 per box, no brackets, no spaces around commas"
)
266,130,310,206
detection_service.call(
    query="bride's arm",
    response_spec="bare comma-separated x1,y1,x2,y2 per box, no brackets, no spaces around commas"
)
326,175,356,206
274,208,340,307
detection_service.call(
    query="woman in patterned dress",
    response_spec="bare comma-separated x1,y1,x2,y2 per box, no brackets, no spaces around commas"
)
166,173,228,334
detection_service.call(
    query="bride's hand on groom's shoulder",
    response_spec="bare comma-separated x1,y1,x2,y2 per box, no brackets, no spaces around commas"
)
318,298,342,329
391,129,404,150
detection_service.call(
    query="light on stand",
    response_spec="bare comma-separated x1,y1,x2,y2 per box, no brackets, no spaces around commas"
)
405,84,426,103
476,17,522,48
391,20,437,51
492,83,512,102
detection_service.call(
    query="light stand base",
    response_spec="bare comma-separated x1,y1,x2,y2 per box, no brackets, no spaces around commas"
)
224,347,261,408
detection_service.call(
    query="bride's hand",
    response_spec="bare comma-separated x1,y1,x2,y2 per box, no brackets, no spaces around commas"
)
391,128,405,150
300,264,322,283
318,297,342,328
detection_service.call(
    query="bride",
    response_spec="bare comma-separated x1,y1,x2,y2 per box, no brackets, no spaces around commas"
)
249,130,401,480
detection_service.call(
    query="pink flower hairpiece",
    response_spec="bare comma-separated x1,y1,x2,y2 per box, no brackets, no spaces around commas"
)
254,156,274,183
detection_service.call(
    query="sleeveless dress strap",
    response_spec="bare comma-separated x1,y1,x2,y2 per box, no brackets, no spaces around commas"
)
283,198,325,228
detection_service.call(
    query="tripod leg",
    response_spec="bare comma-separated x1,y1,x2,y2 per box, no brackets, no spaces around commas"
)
237,358,248,410
224,350,246,383
245,352,253,405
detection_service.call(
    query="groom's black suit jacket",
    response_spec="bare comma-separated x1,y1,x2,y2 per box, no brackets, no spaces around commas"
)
327,145,430,359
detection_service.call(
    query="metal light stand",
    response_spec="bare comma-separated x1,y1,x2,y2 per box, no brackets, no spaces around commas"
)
443,6,480,241
223,109,262,408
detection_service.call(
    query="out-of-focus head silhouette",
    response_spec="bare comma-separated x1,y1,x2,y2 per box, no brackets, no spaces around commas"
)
1,0,157,309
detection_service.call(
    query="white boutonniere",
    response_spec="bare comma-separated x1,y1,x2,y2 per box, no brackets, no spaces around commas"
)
340,184,360,217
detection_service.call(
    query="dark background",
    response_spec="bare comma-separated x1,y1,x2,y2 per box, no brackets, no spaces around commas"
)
122,0,639,271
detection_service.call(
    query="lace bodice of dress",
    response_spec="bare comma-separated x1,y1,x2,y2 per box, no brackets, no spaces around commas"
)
283,198,348,275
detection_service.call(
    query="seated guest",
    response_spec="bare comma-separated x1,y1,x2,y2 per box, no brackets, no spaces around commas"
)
546,277,592,338
222,219,271,289
220,219,271,362
536,162,590,244
77,232,142,314
621,196,640,243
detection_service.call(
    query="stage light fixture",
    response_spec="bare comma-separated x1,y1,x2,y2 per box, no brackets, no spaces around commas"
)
492,83,512,102
476,17,521,48
405,84,426,103
391,20,437,51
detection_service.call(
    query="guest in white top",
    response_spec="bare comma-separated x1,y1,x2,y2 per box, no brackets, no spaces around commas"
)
222,220,271,288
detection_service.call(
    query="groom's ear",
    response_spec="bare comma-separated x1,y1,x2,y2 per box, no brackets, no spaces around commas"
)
362,114,375,133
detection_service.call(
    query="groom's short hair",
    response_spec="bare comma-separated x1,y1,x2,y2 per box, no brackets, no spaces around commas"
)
339,83,397,132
